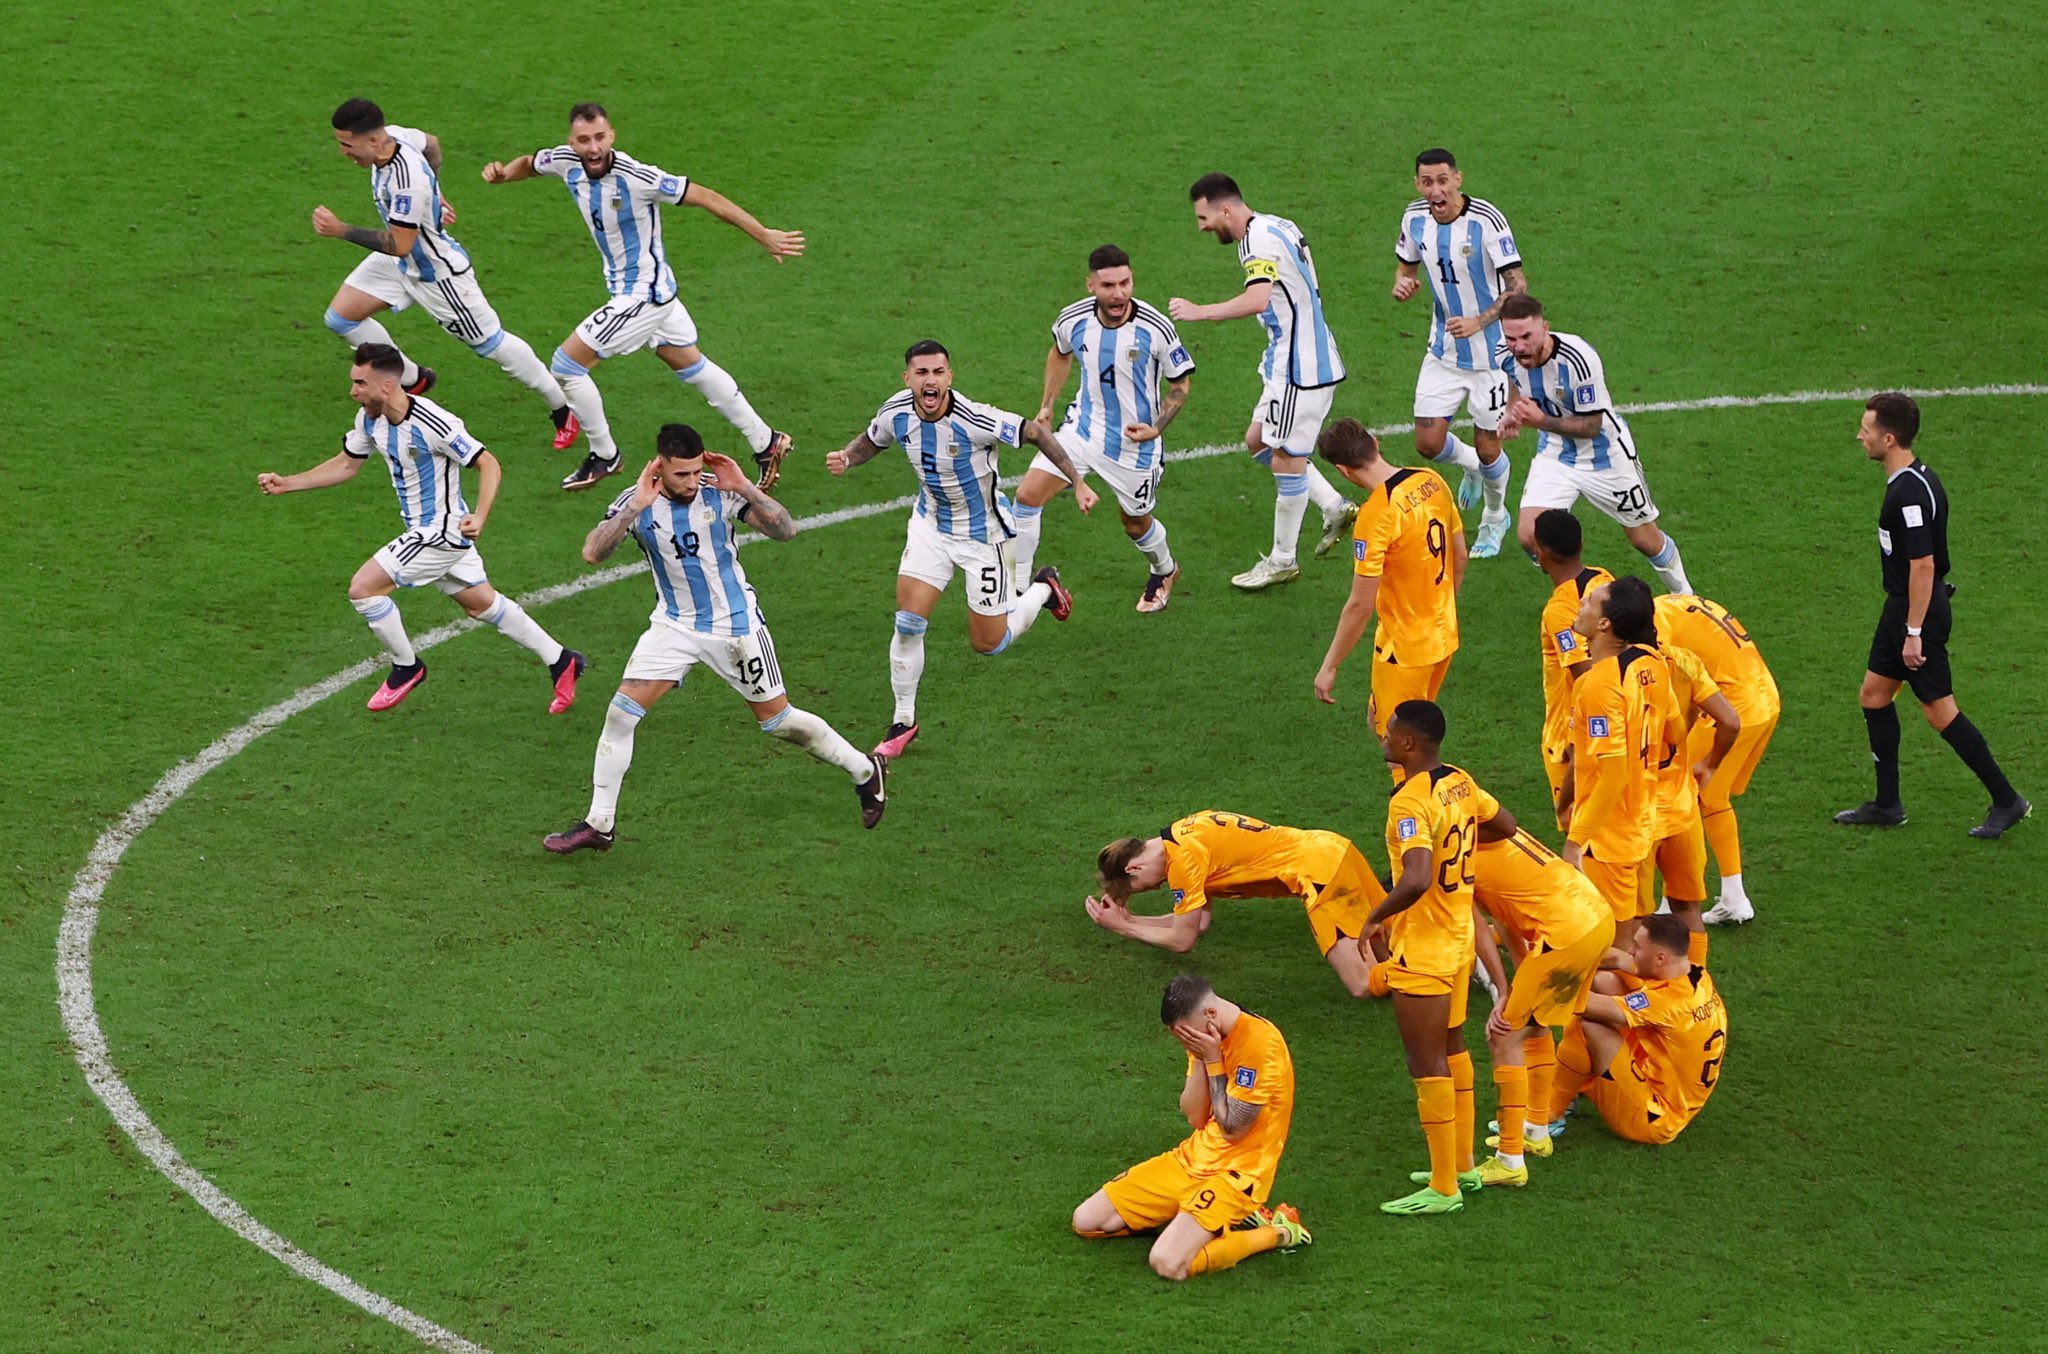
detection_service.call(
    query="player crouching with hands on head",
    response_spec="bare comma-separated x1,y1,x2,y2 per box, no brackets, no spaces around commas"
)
1073,973,1309,1280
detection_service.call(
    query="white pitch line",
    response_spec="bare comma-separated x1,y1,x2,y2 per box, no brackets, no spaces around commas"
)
53,381,2048,1351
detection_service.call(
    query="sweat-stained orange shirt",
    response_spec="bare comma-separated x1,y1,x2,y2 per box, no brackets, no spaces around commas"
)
1473,830,1611,949
1160,812,1355,914
1384,764,1499,974
1353,466,1463,667
1653,593,1779,722
1173,1011,1295,1200
1540,566,1614,760
1569,644,1665,862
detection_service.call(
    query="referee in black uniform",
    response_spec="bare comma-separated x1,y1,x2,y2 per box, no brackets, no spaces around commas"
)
1836,393,2029,837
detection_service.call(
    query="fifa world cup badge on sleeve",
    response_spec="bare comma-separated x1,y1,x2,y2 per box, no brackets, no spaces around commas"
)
1624,991,1651,1012
1397,817,1419,841
1355,540,1368,562
1171,888,1186,906
1233,1067,1257,1090
1575,383,1597,406
660,176,681,196
1587,716,1610,738
1556,630,1578,652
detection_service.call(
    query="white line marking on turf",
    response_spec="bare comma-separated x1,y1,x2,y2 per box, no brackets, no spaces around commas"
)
54,381,2048,1350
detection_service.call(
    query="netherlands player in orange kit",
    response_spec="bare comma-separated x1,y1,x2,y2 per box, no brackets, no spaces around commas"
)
1074,974,1310,1279
1312,420,1465,775
1366,700,1515,1215
1558,576,1670,945
1089,812,1385,997
1540,913,1728,1145
1532,510,1613,825
1640,634,1741,929
1653,592,1780,924
1466,828,1615,1186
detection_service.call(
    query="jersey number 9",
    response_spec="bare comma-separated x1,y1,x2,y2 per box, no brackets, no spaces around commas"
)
1425,519,1448,584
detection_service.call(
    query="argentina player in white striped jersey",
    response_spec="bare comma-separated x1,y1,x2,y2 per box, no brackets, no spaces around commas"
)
1392,149,1529,558
828,341,1096,759
542,424,886,855
258,344,586,714
1170,174,1356,592
1494,294,1693,594
1011,245,1195,614
482,102,803,494
311,99,579,451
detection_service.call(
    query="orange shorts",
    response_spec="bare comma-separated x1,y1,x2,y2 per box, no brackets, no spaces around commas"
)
1379,956,1473,1027
1586,1057,1687,1145
1501,917,1615,1028
1369,655,1453,737
1580,853,1645,922
1691,706,1777,806
1101,1151,1263,1232
1305,846,1385,955
1640,815,1709,908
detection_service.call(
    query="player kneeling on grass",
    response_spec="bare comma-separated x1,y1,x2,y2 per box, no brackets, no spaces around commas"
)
258,343,585,714
1087,811,1384,998
1073,973,1309,1280
542,425,885,854
1537,914,1727,1146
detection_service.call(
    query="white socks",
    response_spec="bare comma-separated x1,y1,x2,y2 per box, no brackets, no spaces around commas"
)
586,693,645,832
1647,533,1692,594
352,595,416,665
325,309,418,387
1477,445,1512,517
1304,463,1348,516
760,706,875,780
1271,469,1310,566
552,348,618,463
1005,582,1052,642
479,594,564,666
480,331,566,406
1433,431,1483,475
1010,501,1045,592
1720,872,1746,903
890,611,928,726
677,356,771,454
1132,520,1174,575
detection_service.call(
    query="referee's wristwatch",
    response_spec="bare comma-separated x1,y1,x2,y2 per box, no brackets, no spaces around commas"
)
1906,624,1924,637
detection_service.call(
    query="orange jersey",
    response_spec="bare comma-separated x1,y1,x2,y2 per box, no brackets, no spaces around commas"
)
1173,1011,1295,1196
1569,644,1665,862
1653,594,1780,721
1162,812,1354,914
1650,643,1719,827
1353,466,1462,667
1473,830,1611,949
1540,565,1614,758
1384,764,1499,973
1619,961,1728,1127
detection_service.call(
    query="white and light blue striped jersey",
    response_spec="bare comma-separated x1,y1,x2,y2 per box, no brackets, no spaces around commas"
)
343,395,485,542
1497,331,1636,471
865,392,1024,543
370,126,470,282
532,146,690,304
1051,299,1195,469
1396,196,1521,371
1239,213,1345,389
606,484,761,636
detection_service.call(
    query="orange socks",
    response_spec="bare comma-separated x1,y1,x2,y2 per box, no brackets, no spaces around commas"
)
1492,1064,1529,1156
1547,1023,1595,1123
1188,1226,1279,1275
1448,1050,1476,1170
1416,1076,1457,1194
1690,930,1710,966
1523,1031,1557,1134
1702,804,1741,875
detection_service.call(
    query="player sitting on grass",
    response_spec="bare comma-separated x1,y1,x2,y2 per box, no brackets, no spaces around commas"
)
1073,973,1310,1280
1088,812,1384,998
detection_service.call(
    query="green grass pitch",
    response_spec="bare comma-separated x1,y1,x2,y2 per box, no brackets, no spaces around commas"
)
6,2,2046,1349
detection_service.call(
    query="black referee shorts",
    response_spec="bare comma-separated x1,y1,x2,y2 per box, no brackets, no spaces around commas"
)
1867,594,1953,703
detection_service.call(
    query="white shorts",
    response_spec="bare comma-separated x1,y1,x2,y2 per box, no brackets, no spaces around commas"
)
897,512,1013,615
1031,428,1164,516
1520,453,1660,528
1252,378,1337,458
621,616,786,701
373,528,489,594
1414,352,1508,431
575,295,699,360
343,254,503,350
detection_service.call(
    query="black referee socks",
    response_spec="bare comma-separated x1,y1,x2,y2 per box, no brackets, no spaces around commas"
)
1864,705,1902,807
1940,713,2020,807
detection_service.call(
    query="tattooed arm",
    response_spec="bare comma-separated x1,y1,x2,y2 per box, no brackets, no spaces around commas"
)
1174,1022,1263,1140
1022,420,1098,513
584,461,662,563
826,432,885,476
310,205,418,258
1126,374,1190,443
702,452,798,540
